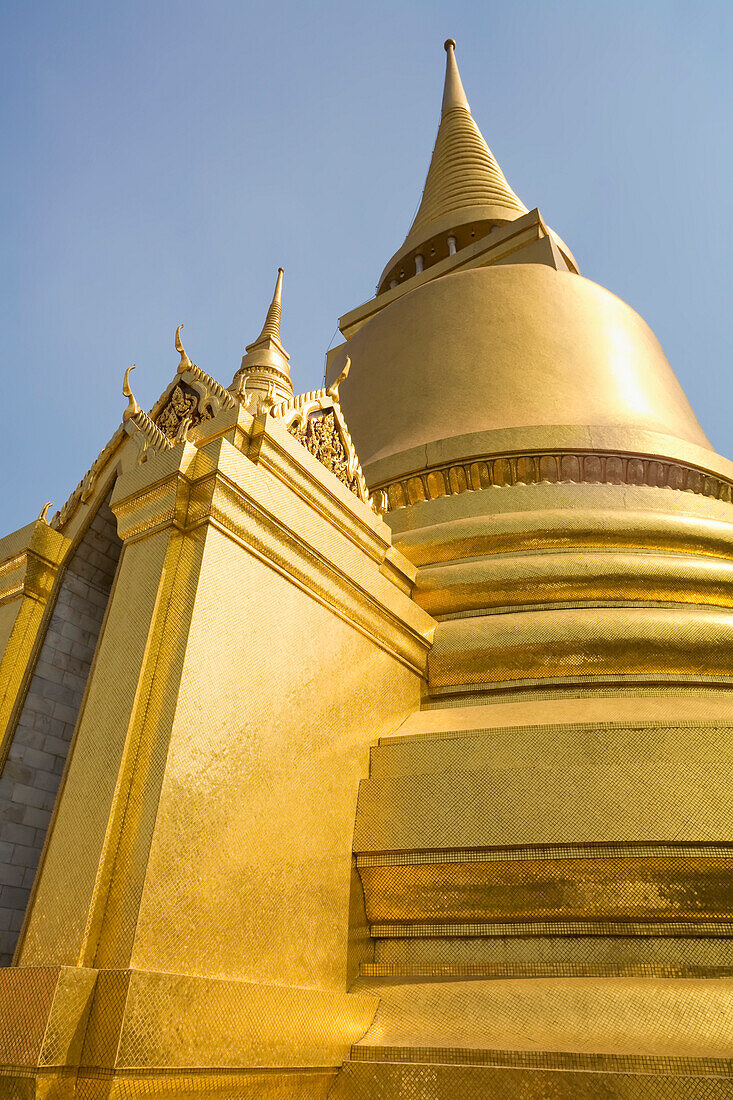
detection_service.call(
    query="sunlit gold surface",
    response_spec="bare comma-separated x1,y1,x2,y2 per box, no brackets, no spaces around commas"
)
3,35,733,1100
331,265,711,473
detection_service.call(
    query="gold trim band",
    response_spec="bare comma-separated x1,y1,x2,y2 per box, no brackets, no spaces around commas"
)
350,1044,733,1076
370,920,733,938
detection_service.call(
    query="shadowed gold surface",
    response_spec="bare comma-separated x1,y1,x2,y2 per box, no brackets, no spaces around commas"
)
359,854,733,924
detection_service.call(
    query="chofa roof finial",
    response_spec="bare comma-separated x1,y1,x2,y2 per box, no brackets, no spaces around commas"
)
175,324,193,373
326,356,351,401
122,365,142,421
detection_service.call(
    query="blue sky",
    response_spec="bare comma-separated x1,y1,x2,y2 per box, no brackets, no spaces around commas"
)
1,0,731,533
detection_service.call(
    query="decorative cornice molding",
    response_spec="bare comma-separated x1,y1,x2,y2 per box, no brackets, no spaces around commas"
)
377,449,733,511
110,439,433,674
188,469,431,675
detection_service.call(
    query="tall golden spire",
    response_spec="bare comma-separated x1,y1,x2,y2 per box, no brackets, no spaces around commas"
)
378,40,528,292
231,268,293,408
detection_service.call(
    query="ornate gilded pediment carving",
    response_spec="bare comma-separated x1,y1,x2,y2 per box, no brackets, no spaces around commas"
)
269,358,378,510
156,379,213,440
154,326,235,441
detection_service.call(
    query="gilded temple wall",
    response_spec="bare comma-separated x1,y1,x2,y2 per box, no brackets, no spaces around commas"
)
0,425,434,1091
127,522,421,988
0,495,122,965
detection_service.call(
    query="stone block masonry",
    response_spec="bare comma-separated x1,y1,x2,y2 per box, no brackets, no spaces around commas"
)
0,493,122,963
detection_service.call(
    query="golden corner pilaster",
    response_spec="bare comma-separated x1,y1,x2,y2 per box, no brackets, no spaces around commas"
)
110,440,204,544
0,520,71,766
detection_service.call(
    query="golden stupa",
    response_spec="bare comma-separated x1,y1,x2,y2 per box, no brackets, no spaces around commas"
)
1,38,732,1099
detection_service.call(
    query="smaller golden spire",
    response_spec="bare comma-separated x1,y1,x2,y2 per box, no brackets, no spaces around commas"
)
231,268,293,409
441,39,469,115
252,267,284,347
242,267,289,365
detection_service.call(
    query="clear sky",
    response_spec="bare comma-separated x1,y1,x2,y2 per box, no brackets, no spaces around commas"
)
1,0,731,533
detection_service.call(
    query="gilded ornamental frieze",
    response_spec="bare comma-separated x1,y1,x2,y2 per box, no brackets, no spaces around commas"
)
378,449,733,511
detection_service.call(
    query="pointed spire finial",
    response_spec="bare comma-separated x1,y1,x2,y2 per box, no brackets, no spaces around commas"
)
254,267,284,345
442,38,470,116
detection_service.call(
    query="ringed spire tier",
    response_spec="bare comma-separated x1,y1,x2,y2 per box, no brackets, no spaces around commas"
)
378,40,571,294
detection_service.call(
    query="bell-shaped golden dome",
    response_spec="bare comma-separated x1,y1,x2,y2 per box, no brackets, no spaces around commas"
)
334,264,711,477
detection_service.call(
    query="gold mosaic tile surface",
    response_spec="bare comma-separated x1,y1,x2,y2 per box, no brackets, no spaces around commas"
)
330,1060,733,1099
349,975,733,1058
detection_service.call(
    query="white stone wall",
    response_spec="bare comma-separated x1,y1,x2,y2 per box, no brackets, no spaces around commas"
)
0,495,122,964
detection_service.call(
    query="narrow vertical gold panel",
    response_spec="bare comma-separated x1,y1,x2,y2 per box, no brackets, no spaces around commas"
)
16,528,173,967
78,970,131,1069
39,966,98,1067
91,525,209,970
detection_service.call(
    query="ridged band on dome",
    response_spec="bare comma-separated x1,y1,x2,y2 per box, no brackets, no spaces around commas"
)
375,449,733,513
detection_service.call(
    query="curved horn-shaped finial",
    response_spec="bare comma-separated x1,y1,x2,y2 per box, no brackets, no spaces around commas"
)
175,324,193,373
122,365,142,421
38,502,52,523
327,356,351,401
